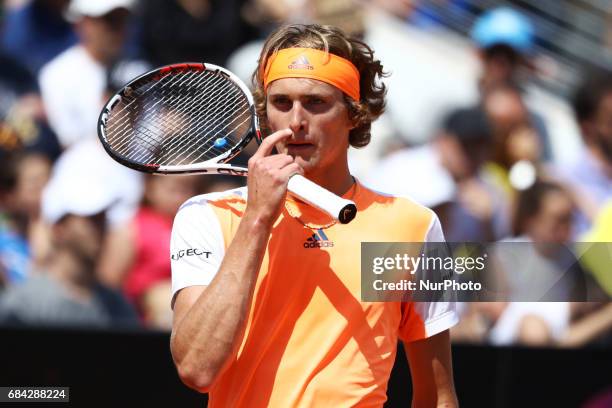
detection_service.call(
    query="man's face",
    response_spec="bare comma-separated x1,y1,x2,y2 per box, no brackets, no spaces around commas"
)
14,154,51,218
54,213,106,264
435,135,472,181
479,45,523,89
266,78,353,177
78,9,129,63
593,91,612,165
527,191,573,245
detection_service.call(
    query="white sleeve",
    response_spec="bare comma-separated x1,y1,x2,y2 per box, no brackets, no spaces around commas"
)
414,212,459,338
170,198,226,306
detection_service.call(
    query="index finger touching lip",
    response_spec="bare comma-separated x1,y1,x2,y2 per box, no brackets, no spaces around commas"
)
253,128,293,157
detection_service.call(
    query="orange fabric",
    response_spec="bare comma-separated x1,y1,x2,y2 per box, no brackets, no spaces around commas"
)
204,181,436,407
263,47,361,101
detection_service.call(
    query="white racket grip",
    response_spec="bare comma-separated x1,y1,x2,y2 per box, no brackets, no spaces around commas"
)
287,175,357,224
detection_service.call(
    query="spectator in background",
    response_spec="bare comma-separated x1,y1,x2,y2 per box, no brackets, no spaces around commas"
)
35,56,148,271
0,159,138,328
0,151,51,287
1,0,77,75
471,7,534,93
433,108,507,241
365,107,508,241
562,70,612,345
502,181,585,301
480,81,542,197
487,180,603,347
242,0,365,38
38,0,135,148
452,180,584,346
98,174,242,330
140,0,254,67
471,7,552,161
0,48,61,290
98,175,201,329
580,203,612,298
228,0,366,89
0,52,61,159
560,68,612,235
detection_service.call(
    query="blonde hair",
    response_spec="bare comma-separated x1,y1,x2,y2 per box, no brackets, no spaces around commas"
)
252,24,387,148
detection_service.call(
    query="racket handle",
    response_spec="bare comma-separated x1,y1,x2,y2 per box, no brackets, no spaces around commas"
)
287,175,357,224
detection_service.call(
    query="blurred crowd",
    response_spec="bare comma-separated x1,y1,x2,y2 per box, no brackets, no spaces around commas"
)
0,0,610,348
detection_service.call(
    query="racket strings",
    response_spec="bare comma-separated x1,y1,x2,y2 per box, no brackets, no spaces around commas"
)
153,73,247,163
111,70,210,154
160,74,251,164
132,72,225,161
106,69,181,122
106,71,196,156
153,76,246,164
159,76,242,160
168,92,251,165
105,68,252,166
106,69,191,138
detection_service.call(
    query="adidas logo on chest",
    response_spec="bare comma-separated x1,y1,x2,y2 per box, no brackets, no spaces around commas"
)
303,229,334,248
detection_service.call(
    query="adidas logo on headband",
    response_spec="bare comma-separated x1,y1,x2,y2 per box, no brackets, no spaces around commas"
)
288,55,314,70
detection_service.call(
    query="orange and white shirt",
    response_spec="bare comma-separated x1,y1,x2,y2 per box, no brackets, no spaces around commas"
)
170,180,458,407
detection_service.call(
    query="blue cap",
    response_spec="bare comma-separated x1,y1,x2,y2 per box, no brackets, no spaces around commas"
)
471,7,535,54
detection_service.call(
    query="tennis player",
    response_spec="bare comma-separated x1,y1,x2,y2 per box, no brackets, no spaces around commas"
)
170,24,459,407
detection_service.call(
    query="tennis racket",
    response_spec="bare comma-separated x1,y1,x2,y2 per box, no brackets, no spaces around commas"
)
98,62,357,224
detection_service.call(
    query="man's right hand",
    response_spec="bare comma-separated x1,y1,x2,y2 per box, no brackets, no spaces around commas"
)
245,128,303,225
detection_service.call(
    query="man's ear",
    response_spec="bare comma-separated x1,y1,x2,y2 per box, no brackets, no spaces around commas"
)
347,108,358,130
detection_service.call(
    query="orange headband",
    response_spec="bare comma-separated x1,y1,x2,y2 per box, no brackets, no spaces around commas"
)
263,47,360,101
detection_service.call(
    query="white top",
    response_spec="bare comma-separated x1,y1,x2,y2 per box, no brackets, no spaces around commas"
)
39,45,106,148
362,145,456,208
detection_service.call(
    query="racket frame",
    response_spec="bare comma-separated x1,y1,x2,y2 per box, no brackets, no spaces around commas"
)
98,63,259,176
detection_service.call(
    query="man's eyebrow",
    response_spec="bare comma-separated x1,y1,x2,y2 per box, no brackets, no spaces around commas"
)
302,93,331,98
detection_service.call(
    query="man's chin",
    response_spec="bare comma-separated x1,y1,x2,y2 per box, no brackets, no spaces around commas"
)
292,156,316,173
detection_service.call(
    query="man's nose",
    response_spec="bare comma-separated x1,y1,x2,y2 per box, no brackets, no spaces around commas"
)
289,102,307,134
